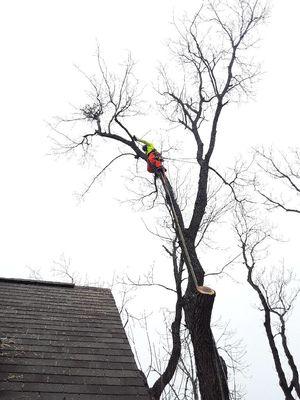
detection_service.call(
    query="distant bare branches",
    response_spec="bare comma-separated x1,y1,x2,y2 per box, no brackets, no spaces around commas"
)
254,147,300,214
26,266,43,280
51,254,81,284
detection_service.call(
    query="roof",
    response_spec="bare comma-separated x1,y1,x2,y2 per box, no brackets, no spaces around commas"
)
0,277,150,400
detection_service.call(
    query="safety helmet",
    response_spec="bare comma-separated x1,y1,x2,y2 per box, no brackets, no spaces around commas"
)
142,145,147,152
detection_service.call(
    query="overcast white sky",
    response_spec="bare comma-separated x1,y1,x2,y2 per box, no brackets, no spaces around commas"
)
0,1,299,399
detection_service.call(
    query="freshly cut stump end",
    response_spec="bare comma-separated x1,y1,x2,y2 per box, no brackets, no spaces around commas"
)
197,285,215,295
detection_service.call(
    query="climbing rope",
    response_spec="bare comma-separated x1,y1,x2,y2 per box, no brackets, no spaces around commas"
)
164,157,198,165
159,171,199,290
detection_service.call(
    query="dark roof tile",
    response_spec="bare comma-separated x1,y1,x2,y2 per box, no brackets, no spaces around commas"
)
0,278,150,399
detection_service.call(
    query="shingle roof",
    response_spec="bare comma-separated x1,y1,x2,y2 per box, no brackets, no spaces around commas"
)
0,277,150,400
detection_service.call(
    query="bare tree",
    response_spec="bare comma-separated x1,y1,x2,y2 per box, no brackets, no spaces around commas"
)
51,254,80,284
53,1,268,399
234,205,300,400
26,266,43,281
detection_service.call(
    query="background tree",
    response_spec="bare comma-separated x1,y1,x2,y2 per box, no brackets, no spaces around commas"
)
234,204,300,400
53,1,268,399
218,147,300,399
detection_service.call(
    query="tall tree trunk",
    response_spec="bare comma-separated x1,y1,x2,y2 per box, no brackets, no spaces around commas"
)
280,317,300,398
183,290,229,400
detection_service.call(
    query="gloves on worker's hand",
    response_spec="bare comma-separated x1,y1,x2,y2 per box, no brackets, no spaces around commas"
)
132,135,137,141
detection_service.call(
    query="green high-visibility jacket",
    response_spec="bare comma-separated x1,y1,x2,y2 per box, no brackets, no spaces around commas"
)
137,138,155,155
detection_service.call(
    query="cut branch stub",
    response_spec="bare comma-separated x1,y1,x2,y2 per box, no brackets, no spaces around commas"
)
184,289,229,400
197,285,215,295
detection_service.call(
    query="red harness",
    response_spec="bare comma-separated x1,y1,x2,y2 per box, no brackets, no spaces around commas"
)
147,150,163,173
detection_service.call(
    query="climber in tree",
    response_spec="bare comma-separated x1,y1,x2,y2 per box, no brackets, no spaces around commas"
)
133,136,165,174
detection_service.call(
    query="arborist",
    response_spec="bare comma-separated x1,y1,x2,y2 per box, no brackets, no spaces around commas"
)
133,136,166,174
133,135,214,298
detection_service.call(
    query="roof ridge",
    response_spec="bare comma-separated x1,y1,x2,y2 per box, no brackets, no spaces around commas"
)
0,277,112,292
0,277,75,288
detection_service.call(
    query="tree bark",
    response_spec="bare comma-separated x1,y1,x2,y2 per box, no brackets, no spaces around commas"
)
183,290,229,400
279,316,300,397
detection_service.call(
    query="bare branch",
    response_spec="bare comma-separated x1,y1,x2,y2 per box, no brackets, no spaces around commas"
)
81,152,134,197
